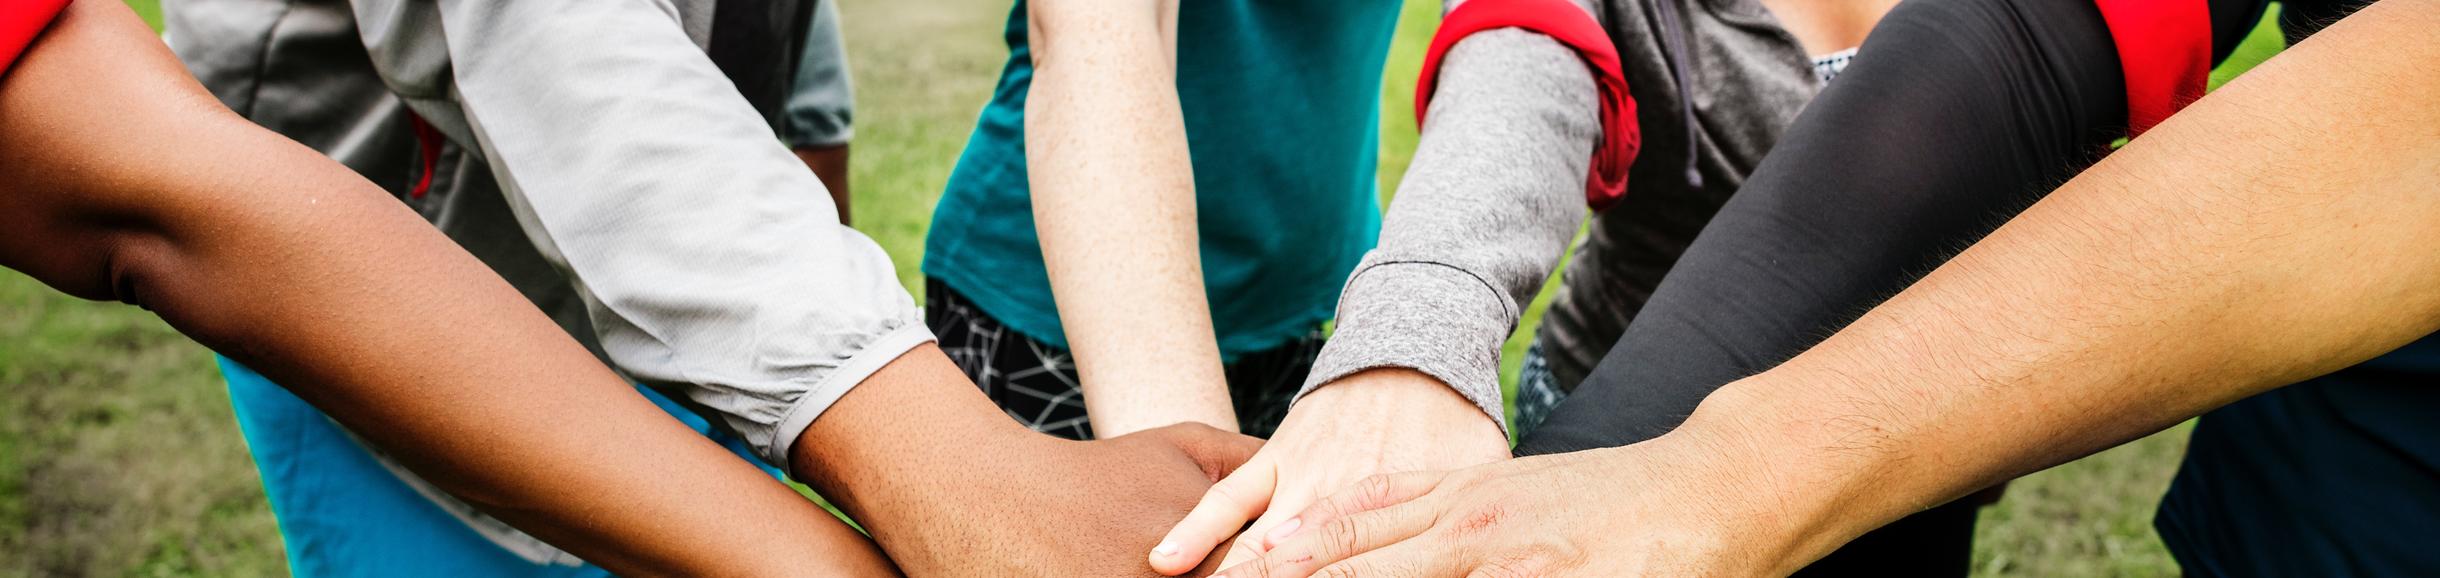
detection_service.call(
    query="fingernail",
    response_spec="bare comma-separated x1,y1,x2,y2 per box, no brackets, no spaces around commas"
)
1153,540,1180,557
1265,517,1303,542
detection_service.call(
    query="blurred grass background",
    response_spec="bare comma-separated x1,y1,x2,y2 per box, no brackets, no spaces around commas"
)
0,0,2286,575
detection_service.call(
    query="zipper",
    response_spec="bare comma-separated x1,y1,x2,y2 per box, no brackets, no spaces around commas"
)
1645,0,1704,188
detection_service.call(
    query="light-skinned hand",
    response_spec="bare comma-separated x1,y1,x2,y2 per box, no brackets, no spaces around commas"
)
1150,368,1510,574
1212,420,1819,578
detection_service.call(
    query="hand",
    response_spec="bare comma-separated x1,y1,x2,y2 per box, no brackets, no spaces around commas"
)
1150,369,1510,574
1215,427,1816,578
850,422,1265,577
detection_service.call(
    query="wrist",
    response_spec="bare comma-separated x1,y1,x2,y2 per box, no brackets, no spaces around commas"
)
1656,367,1914,572
790,344,1041,513
1086,395,1239,438
1079,359,1238,437
1305,368,1504,439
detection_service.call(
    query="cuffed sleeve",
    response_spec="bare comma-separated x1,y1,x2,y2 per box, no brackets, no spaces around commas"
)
1297,28,1601,434
419,0,927,467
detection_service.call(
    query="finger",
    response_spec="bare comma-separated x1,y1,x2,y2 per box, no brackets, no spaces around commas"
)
1262,470,1445,550
1151,461,1278,575
1216,505,1299,569
1214,520,1275,570
1220,499,1441,578
1307,538,1470,578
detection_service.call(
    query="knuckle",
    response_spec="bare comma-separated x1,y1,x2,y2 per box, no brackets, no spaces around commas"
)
1445,503,1509,538
1321,518,1369,558
1354,474,1400,507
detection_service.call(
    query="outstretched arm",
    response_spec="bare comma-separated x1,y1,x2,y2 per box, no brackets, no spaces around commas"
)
1677,0,2440,557
0,2,893,575
1225,1,2440,575
1023,0,1239,437
1149,4,1602,568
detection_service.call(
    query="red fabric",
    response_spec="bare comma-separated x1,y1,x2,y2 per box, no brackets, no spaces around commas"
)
407,114,443,200
0,0,74,78
1417,0,1639,210
2094,0,2212,137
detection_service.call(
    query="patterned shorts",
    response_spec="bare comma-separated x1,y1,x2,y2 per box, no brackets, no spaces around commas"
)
926,279,1322,440
1511,342,1569,438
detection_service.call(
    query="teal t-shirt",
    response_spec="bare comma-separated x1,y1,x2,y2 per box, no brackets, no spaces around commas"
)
923,0,1401,359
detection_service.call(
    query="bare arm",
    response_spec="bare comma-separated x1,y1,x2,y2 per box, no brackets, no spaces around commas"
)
797,144,851,223
1221,1,2440,575
0,2,892,575
1023,0,1236,437
1697,0,2440,563
790,0,854,223
1149,21,1598,573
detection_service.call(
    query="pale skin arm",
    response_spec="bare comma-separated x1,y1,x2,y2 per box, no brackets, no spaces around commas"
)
1224,1,2440,574
0,2,894,575
1153,1,1905,571
1024,0,1237,437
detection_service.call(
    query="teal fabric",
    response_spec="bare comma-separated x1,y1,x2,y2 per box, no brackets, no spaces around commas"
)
923,0,1401,359
219,357,782,576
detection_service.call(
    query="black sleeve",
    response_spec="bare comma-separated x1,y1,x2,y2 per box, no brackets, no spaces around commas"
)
1517,0,2132,456
1516,0,2287,455
1512,0,2280,574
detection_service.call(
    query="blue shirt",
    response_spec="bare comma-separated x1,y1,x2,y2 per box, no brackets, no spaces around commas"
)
923,0,1400,359
2157,333,2440,576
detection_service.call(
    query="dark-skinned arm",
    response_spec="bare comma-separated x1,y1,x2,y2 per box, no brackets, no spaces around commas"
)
0,2,894,575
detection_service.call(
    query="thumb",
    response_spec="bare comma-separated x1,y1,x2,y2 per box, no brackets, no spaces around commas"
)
1149,458,1277,575
1162,422,1266,481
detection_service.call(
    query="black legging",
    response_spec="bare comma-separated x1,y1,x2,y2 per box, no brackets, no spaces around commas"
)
1515,0,2294,574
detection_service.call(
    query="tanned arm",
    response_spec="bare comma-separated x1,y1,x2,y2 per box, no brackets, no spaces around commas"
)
1691,0,2440,564
0,2,894,575
1222,1,2440,575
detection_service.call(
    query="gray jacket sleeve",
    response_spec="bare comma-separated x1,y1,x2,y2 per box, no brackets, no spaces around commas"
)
1297,15,1603,433
783,0,854,149
406,0,932,467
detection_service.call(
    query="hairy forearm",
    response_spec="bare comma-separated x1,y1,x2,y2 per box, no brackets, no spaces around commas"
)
1023,0,1232,436
1677,1,2440,567
0,4,891,574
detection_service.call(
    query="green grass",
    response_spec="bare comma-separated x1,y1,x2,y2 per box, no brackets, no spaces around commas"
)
0,0,2285,575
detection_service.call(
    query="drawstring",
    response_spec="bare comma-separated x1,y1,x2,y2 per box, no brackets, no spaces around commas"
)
407,113,442,200
1646,0,1703,188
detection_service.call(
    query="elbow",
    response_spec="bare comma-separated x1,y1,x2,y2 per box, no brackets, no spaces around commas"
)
1024,0,1176,64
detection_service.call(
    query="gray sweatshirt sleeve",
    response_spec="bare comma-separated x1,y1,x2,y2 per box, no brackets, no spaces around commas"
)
1297,20,1603,433
407,0,932,467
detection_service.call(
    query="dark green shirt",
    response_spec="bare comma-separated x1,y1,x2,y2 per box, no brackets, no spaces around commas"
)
923,0,1401,358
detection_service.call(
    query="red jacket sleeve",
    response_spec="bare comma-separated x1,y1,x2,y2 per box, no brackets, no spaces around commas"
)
1416,0,1640,211
2094,0,2213,137
0,0,73,78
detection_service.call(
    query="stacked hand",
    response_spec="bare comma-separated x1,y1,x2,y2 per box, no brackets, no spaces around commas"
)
845,421,1264,576
1150,369,1511,574
1213,424,1815,578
